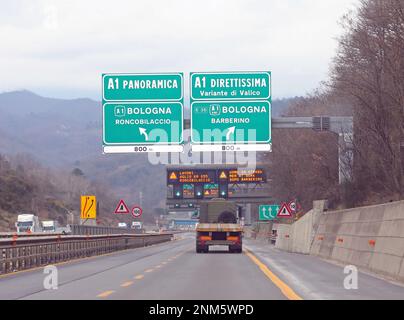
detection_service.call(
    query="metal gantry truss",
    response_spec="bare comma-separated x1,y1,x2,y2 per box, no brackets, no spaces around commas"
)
183,116,354,184
272,116,354,184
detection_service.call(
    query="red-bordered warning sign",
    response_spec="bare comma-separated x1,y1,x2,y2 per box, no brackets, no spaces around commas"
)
114,199,130,214
277,202,292,217
131,206,143,218
288,201,297,213
288,200,302,213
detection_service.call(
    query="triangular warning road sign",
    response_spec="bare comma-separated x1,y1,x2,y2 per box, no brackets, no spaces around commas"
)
277,203,292,217
219,171,227,179
169,172,177,180
114,199,130,214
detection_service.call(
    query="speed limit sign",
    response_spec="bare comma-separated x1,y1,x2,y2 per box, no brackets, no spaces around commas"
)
131,206,142,218
288,201,297,213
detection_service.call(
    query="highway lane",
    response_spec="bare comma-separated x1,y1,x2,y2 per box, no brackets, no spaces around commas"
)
19,233,287,300
0,233,287,300
245,240,404,300
1,233,404,300
0,234,193,300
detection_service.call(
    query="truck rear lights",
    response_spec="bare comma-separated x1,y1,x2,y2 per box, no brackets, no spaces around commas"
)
199,236,212,241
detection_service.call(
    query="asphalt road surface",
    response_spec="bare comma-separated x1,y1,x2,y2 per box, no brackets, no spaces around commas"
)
0,233,404,300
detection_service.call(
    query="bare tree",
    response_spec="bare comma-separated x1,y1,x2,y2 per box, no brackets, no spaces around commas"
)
332,0,404,200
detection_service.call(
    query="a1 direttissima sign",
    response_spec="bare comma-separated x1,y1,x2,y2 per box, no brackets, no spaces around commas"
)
190,71,272,152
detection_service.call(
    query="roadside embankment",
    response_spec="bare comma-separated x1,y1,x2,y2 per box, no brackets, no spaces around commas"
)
273,200,404,282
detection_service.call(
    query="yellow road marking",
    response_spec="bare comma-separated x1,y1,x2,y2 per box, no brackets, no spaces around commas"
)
134,275,144,280
120,281,133,287
145,269,154,273
97,290,115,298
245,249,303,301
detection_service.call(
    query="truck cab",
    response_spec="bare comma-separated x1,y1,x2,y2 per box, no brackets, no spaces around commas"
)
15,214,42,233
42,220,58,232
131,221,143,233
118,222,128,229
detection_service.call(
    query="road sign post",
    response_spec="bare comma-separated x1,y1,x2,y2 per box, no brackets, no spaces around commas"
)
190,72,272,152
102,73,184,153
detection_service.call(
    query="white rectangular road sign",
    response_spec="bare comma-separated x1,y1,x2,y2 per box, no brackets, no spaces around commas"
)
103,145,184,153
191,144,272,152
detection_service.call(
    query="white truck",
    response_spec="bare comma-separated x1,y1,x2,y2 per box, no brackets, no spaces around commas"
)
42,220,59,232
131,221,143,233
15,214,42,233
118,222,128,229
131,221,142,229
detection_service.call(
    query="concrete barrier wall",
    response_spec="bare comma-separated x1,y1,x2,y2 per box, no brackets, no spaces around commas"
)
310,200,404,281
255,222,273,240
273,223,292,251
274,200,326,254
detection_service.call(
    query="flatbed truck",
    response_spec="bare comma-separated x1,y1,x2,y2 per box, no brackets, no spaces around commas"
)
196,199,243,253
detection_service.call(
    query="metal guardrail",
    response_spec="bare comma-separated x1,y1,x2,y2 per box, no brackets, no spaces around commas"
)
0,224,144,238
68,224,143,235
0,233,172,275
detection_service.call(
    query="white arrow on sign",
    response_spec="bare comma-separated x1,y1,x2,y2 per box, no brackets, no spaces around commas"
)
262,206,276,220
265,207,272,219
226,126,235,141
262,207,269,219
139,127,149,141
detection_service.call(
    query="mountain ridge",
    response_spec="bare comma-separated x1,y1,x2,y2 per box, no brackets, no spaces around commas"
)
0,90,298,211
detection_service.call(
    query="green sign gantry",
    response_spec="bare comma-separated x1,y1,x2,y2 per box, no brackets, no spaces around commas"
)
259,205,279,221
102,73,184,153
190,72,272,148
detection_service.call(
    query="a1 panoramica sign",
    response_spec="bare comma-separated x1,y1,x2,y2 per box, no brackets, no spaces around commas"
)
102,73,184,153
190,71,272,152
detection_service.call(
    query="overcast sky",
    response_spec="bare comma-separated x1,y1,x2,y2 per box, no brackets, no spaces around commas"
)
0,0,359,101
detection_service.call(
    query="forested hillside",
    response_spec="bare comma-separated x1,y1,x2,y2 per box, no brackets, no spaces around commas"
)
0,153,119,231
269,0,404,210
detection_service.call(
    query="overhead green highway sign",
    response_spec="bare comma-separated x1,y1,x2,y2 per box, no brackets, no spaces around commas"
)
191,101,271,144
102,73,184,153
190,71,272,152
191,72,271,100
259,205,279,221
103,73,183,102
103,102,183,144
